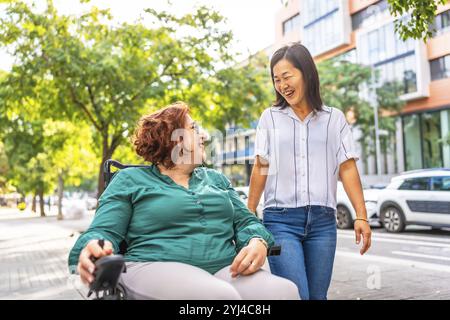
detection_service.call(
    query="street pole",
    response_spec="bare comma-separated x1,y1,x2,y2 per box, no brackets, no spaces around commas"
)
373,81,382,176
367,4,382,176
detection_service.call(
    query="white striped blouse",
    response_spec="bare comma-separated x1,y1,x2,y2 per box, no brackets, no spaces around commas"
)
254,105,359,210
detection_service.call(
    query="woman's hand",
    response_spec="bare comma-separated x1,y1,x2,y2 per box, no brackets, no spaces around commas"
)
354,220,372,255
230,238,267,277
77,239,113,285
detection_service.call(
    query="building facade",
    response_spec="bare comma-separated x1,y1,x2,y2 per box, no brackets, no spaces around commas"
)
214,0,450,186
274,0,450,180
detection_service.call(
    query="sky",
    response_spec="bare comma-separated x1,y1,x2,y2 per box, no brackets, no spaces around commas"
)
0,0,282,71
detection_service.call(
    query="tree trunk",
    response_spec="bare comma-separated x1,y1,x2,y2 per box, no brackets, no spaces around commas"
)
96,136,115,199
38,189,45,217
32,194,36,212
57,172,64,220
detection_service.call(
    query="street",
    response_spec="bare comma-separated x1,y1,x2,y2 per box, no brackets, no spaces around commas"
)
1,208,450,300
329,226,450,300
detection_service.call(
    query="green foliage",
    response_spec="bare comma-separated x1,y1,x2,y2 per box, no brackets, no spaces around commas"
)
387,0,449,41
0,0,271,196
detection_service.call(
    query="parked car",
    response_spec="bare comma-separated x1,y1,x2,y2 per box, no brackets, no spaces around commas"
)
234,186,264,220
376,169,450,233
336,181,381,229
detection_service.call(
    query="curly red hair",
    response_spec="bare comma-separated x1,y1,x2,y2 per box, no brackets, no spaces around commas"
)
133,102,190,169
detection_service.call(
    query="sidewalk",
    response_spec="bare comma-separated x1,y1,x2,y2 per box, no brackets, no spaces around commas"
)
0,208,92,300
1,207,450,300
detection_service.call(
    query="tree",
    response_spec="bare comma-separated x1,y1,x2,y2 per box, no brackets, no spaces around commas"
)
0,0,259,197
387,0,449,41
1,116,52,216
43,120,98,219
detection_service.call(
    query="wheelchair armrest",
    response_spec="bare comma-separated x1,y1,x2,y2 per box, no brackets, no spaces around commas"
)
268,245,281,256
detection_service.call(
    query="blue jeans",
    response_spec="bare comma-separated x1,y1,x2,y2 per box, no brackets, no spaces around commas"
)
263,205,337,300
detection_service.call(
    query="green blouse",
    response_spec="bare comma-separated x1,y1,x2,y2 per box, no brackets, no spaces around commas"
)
68,165,274,274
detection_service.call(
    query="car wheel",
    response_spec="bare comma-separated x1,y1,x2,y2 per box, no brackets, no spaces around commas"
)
336,205,353,229
382,206,406,233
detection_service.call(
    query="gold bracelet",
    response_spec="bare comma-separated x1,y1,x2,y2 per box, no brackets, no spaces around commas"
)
355,218,369,223
250,237,269,249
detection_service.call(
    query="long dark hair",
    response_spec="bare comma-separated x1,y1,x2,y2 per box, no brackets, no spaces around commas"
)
270,42,323,112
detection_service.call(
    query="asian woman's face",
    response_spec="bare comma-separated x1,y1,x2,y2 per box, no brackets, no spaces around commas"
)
272,59,306,108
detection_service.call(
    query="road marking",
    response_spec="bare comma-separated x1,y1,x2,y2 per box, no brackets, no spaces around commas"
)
338,233,450,248
335,251,450,273
391,251,450,262
338,229,450,243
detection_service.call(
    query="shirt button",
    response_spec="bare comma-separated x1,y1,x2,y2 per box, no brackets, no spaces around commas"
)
196,201,201,204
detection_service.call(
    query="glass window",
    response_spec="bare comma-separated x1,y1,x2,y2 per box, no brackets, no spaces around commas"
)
336,49,357,63
303,0,341,56
283,13,301,35
422,112,443,168
403,114,423,170
399,177,430,190
403,55,417,93
351,0,388,30
368,29,380,62
430,54,450,81
431,176,450,191
431,10,450,36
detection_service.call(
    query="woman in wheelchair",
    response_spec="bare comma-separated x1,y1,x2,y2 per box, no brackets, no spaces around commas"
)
68,102,299,300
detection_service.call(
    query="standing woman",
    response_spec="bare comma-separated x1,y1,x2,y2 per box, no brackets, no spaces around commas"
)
248,43,372,300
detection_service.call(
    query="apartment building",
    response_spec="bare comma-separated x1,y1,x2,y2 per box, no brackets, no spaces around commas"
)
214,0,450,186
276,0,450,178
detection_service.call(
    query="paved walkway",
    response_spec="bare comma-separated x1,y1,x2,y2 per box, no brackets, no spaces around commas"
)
0,208,91,300
1,207,450,300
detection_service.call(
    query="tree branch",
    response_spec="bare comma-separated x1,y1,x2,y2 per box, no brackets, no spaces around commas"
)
68,85,103,131
130,59,174,102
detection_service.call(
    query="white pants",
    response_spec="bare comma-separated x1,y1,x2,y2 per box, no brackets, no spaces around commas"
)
119,261,300,300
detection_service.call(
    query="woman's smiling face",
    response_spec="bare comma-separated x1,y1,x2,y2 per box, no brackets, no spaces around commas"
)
272,59,305,108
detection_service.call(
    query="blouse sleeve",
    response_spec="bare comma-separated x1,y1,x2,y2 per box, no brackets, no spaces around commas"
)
68,170,134,271
337,111,360,166
254,109,271,162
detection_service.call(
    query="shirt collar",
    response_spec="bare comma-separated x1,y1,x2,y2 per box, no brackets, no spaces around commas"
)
271,105,331,122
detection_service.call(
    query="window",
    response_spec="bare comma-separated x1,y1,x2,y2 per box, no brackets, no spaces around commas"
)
283,14,301,35
351,0,388,30
430,54,450,81
336,49,357,63
422,112,442,168
359,22,415,65
302,0,342,56
399,177,430,190
403,114,422,170
374,53,417,94
402,111,445,171
430,10,450,36
431,176,450,191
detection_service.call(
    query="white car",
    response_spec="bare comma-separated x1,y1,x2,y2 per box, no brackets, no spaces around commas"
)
234,186,264,219
376,169,450,233
336,181,381,229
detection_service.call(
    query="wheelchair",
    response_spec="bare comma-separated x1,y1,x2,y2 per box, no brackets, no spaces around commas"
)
87,160,281,300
